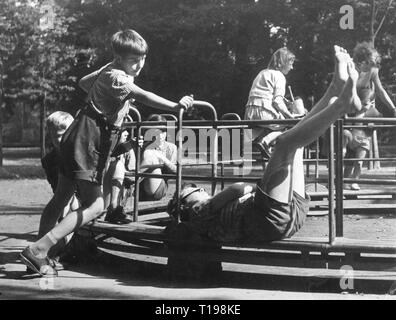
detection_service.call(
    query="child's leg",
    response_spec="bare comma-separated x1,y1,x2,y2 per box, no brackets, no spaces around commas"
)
30,180,104,258
102,160,115,210
260,54,359,203
109,157,126,209
37,174,76,239
352,147,367,179
343,129,353,156
297,46,351,126
343,149,355,181
262,131,283,146
141,149,165,196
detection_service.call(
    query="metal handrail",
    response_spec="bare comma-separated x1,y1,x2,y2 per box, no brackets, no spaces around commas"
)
122,108,395,245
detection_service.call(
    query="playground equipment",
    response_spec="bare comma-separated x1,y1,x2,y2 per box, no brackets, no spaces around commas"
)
79,102,396,289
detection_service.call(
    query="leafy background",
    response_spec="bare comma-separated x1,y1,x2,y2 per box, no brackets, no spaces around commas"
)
0,0,395,144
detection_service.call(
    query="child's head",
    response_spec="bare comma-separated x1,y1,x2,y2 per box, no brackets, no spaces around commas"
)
353,42,381,72
111,29,148,77
144,114,167,143
119,129,129,143
167,183,211,222
46,111,74,150
268,47,295,75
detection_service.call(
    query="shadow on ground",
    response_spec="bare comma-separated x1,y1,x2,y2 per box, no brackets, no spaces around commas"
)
0,232,37,243
60,248,396,296
1,242,395,299
0,206,43,215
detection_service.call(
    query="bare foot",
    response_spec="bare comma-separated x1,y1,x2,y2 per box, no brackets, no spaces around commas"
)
338,60,361,114
331,45,351,91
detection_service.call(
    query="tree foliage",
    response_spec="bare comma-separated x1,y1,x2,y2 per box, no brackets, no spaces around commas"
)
0,0,79,112
1,0,395,120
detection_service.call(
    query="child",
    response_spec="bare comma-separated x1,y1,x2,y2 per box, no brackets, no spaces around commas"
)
139,114,177,201
103,129,137,224
35,111,77,271
104,114,176,223
167,46,359,244
19,29,193,276
42,111,74,193
244,47,298,158
343,42,396,190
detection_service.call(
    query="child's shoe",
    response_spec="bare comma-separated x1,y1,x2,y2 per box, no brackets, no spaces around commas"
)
104,206,132,224
343,183,351,190
350,183,360,191
253,137,272,159
20,247,58,277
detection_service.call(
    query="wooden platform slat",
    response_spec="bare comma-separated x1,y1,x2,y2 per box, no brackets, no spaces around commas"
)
83,220,396,254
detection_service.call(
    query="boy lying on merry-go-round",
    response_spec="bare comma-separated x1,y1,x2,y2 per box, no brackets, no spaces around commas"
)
166,46,361,243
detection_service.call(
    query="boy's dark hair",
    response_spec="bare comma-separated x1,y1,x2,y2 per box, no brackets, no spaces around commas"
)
142,114,167,139
167,183,198,221
147,114,167,132
111,29,148,58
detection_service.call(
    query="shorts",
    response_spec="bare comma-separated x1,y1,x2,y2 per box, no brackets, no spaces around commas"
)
59,106,120,185
139,179,168,201
243,184,310,242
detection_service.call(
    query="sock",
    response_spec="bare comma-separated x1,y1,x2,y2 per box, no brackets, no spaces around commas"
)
30,231,58,259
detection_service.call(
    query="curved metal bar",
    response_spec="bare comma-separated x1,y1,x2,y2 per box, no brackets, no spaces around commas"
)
123,114,134,136
159,113,178,122
188,101,219,195
176,107,185,222
128,106,142,222
219,113,241,190
127,105,142,123
192,100,218,120
221,113,241,121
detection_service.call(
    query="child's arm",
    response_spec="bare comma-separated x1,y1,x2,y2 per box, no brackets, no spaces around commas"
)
130,84,193,112
210,183,255,213
372,68,396,116
148,149,177,173
273,96,294,118
271,73,294,118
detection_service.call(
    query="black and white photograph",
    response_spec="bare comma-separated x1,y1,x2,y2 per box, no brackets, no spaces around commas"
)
0,0,395,305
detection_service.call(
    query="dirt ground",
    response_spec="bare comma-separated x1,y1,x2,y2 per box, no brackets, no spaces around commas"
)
0,148,395,300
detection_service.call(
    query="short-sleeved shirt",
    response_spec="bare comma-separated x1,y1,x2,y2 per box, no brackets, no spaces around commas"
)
185,185,310,243
246,69,287,116
86,62,137,127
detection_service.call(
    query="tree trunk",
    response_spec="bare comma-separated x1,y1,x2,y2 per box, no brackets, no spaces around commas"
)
0,61,3,167
370,0,394,46
369,0,376,45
